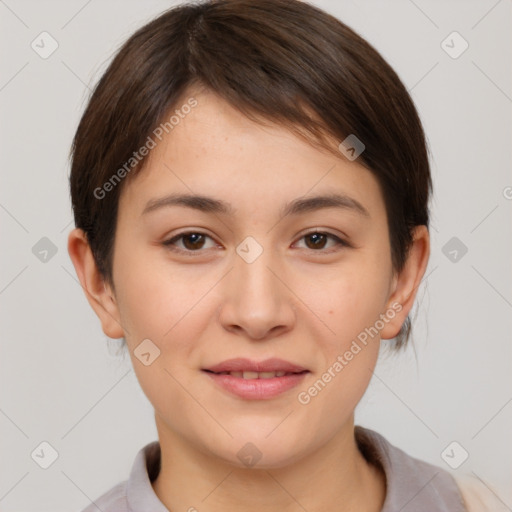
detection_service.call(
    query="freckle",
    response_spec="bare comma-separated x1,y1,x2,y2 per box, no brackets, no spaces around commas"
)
328,310,333,315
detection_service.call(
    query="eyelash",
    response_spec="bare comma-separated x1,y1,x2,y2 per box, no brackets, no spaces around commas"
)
162,230,351,256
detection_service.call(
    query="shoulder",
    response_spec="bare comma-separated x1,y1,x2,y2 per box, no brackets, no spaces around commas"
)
454,474,511,512
80,480,129,512
78,440,164,512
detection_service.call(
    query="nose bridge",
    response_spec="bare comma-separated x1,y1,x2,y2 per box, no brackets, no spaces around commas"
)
234,235,281,304
233,236,282,312
218,234,295,338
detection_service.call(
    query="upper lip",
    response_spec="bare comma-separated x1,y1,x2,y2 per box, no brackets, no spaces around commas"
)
203,358,308,373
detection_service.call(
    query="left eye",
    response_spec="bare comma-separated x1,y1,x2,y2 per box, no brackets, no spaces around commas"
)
295,231,348,252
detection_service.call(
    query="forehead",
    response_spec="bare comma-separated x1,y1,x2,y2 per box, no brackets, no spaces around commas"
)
118,90,385,220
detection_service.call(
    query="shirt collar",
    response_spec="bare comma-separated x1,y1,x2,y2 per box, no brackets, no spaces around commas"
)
354,426,467,512
126,440,168,511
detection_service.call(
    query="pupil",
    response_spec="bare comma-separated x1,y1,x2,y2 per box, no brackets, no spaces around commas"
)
307,233,325,249
184,233,204,250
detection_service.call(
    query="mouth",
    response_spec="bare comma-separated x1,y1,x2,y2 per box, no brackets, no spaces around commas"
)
203,369,308,379
201,358,310,400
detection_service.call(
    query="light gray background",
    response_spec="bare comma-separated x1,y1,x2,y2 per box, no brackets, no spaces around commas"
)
1,0,511,510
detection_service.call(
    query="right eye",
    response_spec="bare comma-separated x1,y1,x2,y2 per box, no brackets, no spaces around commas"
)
162,231,219,255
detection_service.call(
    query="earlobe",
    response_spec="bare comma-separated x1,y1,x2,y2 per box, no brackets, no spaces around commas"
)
67,228,125,339
380,225,430,340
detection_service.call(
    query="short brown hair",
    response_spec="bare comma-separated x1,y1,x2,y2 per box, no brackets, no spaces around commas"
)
69,0,432,350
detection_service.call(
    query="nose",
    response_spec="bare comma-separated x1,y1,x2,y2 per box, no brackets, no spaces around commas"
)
217,244,296,341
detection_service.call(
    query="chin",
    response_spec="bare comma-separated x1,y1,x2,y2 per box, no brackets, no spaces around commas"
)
206,429,310,470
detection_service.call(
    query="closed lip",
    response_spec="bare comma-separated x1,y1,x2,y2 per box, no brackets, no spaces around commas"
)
203,357,308,374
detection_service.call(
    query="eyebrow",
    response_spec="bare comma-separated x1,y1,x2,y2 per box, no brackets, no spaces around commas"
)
141,192,370,218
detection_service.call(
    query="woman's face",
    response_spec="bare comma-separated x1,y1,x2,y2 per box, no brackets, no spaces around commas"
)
101,89,415,467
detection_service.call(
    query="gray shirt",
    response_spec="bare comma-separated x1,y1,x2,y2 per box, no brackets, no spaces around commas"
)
81,426,468,511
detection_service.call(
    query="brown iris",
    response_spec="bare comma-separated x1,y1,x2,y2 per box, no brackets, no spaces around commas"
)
304,232,328,250
181,233,206,250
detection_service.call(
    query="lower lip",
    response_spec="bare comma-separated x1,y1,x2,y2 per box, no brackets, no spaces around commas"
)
203,371,309,400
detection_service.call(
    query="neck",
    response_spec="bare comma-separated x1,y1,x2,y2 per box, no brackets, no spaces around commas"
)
151,415,386,512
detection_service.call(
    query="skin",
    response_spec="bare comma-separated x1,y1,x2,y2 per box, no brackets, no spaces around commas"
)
68,87,430,512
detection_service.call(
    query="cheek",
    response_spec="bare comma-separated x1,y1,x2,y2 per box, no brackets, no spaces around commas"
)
113,254,207,410
292,266,388,426
301,256,391,346
114,248,193,334
113,250,223,376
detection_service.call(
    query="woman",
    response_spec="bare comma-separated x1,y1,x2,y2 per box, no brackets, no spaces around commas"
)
67,1,499,510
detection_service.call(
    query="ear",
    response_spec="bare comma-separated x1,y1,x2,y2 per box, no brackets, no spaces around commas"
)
67,228,125,339
380,225,430,340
